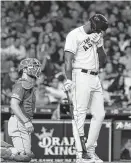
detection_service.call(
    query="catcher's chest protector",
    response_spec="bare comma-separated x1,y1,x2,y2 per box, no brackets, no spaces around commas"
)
12,79,36,119
20,87,36,119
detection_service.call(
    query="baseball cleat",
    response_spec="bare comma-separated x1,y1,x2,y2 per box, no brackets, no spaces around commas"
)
75,152,95,163
82,152,95,162
87,152,103,163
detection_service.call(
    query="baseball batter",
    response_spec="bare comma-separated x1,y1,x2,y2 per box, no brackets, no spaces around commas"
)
64,14,108,163
7,58,41,162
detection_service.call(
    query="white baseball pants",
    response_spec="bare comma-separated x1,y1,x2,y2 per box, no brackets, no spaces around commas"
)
72,69,105,150
8,115,31,154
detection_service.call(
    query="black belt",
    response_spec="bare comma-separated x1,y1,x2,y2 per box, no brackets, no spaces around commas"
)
81,69,98,75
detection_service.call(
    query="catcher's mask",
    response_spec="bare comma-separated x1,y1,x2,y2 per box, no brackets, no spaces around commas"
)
19,58,41,78
89,14,108,33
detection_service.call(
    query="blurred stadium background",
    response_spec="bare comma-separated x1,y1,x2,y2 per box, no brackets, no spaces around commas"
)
1,1,131,162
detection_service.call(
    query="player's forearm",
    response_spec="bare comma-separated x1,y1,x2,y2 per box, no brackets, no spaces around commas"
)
65,68,72,80
64,52,73,80
65,62,72,80
11,103,29,123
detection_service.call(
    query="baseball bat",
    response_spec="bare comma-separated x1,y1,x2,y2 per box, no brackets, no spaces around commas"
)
65,91,82,152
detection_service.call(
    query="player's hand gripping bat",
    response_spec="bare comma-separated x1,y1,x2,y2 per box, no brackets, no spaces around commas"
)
65,91,82,152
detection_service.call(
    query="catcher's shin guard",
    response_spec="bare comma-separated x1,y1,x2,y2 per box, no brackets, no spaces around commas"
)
1,140,12,148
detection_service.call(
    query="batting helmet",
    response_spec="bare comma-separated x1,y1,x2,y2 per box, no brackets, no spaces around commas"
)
89,14,108,33
19,58,41,78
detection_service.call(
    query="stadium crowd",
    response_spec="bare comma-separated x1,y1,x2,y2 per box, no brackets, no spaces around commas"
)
1,1,131,113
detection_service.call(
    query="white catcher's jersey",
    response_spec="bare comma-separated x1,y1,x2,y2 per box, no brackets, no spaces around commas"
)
64,26,99,70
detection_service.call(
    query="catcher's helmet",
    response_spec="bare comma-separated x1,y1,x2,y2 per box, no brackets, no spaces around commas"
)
89,14,108,33
19,58,41,78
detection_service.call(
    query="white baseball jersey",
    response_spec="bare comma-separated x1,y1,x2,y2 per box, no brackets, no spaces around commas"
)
64,26,105,154
64,26,99,70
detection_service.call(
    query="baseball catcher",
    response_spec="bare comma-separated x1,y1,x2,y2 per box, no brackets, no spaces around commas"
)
64,14,108,163
2,58,41,162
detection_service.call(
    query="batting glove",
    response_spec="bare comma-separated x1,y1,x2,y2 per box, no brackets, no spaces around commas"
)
90,33,101,43
63,79,73,91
